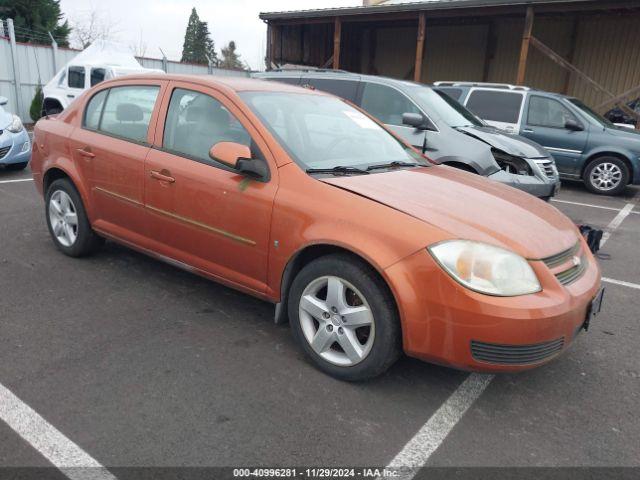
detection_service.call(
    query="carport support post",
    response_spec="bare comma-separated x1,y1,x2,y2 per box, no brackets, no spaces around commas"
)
333,17,342,70
516,7,534,86
48,32,58,73
6,19,23,119
414,12,426,83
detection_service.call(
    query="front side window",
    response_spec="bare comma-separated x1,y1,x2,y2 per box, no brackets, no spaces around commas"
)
568,98,614,128
163,88,251,163
99,86,160,143
90,68,106,87
241,92,425,171
68,66,85,89
466,90,523,124
409,87,483,128
83,90,108,130
527,96,579,128
360,83,420,126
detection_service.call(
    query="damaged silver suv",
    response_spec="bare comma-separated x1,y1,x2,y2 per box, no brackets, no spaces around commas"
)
254,70,560,199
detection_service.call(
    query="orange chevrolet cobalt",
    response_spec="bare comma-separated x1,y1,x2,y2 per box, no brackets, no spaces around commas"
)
31,75,604,381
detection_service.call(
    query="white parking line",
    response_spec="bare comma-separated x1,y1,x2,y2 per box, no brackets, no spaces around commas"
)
0,382,116,480
551,199,628,212
384,374,494,478
601,203,635,246
602,277,640,290
0,178,33,184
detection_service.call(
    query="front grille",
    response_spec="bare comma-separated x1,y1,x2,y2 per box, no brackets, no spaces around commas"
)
541,242,580,268
471,338,564,365
555,256,588,285
0,145,10,159
534,158,558,179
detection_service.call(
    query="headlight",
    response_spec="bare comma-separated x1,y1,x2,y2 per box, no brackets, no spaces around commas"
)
7,114,24,133
492,149,532,176
428,240,541,296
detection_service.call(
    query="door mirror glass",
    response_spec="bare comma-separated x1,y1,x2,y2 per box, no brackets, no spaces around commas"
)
565,118,584,131
209,141,251,169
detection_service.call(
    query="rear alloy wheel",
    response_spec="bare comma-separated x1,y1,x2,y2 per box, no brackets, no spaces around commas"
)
584,157,629,195
46,178,104,257
288,254,401,381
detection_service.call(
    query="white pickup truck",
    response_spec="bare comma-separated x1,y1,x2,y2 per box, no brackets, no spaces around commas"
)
43,41,163,115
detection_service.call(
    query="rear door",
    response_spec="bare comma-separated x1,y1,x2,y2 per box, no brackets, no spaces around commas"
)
68,81,166,241
464,88,525,134
144,82,278,293
520,95,588,176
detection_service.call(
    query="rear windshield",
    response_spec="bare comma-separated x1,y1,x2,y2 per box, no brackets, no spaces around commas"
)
466,90,524,124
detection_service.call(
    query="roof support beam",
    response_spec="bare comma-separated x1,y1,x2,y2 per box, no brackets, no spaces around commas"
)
562,16,579,94
333,17,342,70
516,6,534,85
414,12,426,82
529,35,640,123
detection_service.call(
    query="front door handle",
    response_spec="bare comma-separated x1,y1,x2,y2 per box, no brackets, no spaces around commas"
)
150,170,176,184
522,128,535,133
76,147,95,158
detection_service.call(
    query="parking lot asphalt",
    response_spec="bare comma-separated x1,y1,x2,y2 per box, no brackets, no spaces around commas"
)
0,168,638,474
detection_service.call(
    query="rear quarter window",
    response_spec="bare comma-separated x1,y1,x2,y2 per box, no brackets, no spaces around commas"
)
306,78,359,103
466,90,523,124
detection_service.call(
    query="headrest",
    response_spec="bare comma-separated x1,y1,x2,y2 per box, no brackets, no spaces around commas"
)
116,103,144,122
185,105,229,125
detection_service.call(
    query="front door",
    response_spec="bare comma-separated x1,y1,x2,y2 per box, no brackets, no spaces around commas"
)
144,83,278,294
520,95,589,176
68,82,164,240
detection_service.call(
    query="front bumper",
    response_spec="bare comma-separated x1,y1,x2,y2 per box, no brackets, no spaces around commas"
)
384,239,601,373
0,129,31,166
488,167,560,199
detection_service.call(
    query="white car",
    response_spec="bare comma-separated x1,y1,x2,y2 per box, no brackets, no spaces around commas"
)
43,41,163,115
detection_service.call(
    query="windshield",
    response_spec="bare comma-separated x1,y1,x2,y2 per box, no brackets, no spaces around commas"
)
569,98,615,128
408,86,484,128
240,92,426,171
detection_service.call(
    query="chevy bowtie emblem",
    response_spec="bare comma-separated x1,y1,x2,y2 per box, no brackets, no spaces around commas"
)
572,256,581,267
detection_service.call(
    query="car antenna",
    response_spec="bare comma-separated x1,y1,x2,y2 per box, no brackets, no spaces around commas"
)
422,132,428,155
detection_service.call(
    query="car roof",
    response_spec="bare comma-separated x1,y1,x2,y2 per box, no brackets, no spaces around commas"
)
100,73,327,95
257,69,424,91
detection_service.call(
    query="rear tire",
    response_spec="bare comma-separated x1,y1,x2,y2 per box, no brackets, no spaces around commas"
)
288,254,401,381
5,162,28,171
45,178,104,257
584,157,629,196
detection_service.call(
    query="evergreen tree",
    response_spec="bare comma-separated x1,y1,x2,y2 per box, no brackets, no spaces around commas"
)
220,41,245,70
181,7,217,65
0,0,71,46
30,83,44,122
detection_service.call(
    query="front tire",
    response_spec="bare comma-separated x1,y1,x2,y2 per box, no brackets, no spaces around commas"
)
584,157,629,196
45,178,104,257
288,254,401,381
5,162,28,171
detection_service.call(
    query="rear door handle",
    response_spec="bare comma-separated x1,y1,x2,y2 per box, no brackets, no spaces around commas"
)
150,170,176,183
76,147,95,158
522,128,534,133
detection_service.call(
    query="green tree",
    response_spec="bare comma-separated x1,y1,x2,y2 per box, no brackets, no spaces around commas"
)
220,41,245,70
0,0,71,46
30,83,43,122
181,7,217,65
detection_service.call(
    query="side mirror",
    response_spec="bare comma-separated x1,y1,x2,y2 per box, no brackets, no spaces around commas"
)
209,141,251,169
0,96,7,106
565,119,584,131
402,112,435,131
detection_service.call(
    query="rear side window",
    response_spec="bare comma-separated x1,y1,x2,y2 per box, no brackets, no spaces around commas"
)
466,90,523,124
163,88,252,164
437,88,464,102
527,96,578,128
90,68,106,87
99,86,160,143
83,90,108,130
360,82,420,126
68,66,85,89
306,78,359,103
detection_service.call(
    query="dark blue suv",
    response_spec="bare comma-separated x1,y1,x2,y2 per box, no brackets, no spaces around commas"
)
436,82,640,196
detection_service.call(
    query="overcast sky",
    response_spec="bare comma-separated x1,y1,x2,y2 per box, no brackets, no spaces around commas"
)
58,0,359,70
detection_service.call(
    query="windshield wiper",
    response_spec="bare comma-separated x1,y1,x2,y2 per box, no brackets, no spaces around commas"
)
366,161,421,172
306,166,370,176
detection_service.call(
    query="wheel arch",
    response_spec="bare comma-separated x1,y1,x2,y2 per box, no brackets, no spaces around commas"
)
441,161,478,173
581,150,634,184
42,165,94,220
274,243,401,325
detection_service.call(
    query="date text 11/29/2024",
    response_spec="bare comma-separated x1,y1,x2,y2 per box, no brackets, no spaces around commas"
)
233,468,401,478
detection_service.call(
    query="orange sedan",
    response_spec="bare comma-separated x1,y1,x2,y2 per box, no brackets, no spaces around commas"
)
31,75,603,380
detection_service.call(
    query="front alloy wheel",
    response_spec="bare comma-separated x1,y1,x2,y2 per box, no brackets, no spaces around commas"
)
299,276,375,367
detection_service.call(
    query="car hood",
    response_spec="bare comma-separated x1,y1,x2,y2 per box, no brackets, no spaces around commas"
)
321,167,577,259
455,125,549,159
0,109,12,130
606,125,640,140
